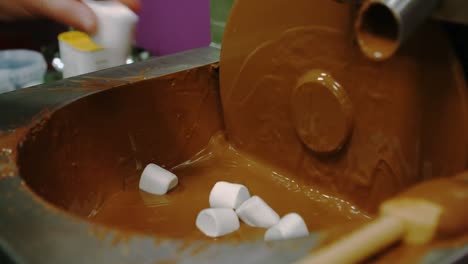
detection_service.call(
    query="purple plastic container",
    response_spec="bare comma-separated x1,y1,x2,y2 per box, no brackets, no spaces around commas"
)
136,0,211,56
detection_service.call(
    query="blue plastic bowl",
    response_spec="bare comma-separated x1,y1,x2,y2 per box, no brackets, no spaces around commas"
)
0,49,47,93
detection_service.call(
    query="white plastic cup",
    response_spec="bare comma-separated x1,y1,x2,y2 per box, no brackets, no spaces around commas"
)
85,0,138,67
58,32,109,78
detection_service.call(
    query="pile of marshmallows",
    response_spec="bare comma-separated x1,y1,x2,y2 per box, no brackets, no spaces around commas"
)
139,163,309,241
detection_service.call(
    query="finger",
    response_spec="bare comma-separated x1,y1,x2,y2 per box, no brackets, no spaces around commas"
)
118,0,141,13
34,0,97,33
0,1,32,20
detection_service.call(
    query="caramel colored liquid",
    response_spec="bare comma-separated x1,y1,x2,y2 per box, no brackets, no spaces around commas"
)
90,133,369,240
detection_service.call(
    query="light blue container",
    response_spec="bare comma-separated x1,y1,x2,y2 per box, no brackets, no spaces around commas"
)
0,50,47,94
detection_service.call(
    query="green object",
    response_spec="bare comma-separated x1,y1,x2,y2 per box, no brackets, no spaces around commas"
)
210,0,235,47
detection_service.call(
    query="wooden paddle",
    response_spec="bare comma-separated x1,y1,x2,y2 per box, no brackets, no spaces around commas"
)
296,174,468,264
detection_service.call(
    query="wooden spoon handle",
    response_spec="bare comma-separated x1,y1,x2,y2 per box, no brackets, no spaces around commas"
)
296,216,405,264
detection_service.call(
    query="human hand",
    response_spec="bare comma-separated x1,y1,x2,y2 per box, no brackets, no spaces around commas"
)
0,0,140,34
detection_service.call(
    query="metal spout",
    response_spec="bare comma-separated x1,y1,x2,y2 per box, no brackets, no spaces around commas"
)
355,0,439,61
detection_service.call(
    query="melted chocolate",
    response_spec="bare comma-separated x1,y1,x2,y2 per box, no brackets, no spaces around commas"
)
396,173,468,238
0,127,27,179
218,0,468,261
91,133,368,240
7,0,468,262
18,65,224,217
220,0,468,213
15,64,369,240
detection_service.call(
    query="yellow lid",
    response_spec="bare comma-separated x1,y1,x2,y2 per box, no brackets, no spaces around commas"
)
58,31,103,52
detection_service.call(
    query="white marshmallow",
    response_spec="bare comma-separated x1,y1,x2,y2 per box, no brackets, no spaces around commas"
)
264,213,309,241
139,163,178,195
209,181,251,209
236,196,280,228
196,208,240,238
